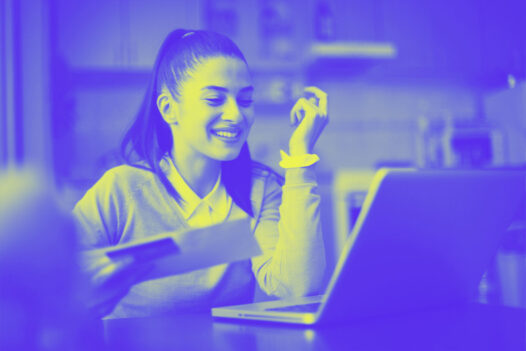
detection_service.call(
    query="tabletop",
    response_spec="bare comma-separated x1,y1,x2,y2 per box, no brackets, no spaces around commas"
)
103,303,526,351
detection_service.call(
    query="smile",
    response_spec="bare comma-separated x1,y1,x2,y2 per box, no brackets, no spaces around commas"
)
211,129,242,142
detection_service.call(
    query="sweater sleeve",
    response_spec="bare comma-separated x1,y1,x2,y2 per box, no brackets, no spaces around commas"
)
251,165,326,298
72,170,123,250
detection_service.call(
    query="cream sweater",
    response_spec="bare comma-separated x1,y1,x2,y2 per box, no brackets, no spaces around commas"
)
73,160,326,318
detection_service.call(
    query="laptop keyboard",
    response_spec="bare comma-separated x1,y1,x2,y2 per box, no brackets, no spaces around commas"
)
265,302,321,313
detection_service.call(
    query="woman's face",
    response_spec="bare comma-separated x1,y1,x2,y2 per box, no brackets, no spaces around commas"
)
170,56,255,161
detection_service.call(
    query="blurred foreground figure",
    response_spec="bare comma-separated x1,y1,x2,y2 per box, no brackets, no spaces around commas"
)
0,169,103,350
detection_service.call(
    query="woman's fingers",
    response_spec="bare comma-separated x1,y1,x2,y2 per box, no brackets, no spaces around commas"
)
86,258,154,317
92,256,134,286
90,294,125,319
290,98,302,125
290,97,320,126
304,86,328,115
287,86,329,156
90,256,152,302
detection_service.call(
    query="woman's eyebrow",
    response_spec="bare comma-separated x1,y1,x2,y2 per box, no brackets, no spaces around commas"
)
202,86,228,92
201,85,254,93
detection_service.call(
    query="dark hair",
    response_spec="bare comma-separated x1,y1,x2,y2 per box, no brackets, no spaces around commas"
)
121,29,254,216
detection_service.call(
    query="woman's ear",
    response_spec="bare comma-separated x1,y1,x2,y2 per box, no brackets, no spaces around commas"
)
157,91,179,125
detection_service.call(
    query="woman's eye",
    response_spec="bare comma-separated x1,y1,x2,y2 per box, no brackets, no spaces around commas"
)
238,99,253,108
205,97,225,106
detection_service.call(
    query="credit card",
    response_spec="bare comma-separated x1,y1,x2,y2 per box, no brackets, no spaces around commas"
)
106,238,180,263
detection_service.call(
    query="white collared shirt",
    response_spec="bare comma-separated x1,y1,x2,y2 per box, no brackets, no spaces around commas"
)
163,156,232,227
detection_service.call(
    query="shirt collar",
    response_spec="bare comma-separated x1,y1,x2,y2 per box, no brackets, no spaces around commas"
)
161,156,230,220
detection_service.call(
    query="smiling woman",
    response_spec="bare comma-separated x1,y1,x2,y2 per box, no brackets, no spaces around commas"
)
72,29,329,319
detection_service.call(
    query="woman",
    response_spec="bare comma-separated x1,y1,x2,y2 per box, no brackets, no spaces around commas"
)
73,29,328,319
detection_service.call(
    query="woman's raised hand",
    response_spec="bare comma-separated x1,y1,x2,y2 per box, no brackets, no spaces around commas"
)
288,86,329,156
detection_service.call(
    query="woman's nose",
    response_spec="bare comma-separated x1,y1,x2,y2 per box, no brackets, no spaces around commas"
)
222,98,243,122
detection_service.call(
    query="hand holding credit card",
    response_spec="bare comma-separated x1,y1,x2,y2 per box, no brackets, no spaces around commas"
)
82,217,261,283
105,237,180,263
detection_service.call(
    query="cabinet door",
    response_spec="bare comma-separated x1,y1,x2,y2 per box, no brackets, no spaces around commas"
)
381,0,525,84
331,0,380,41
424,1,482,77
480,0,526,80
381,0,484,78
55,0,122,68
127,0,202,68
382,0,449,74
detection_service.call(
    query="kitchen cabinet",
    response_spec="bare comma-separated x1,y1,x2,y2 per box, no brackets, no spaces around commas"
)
316,0,525,86
54,0,525,86
370,1,482,79
55,0,122,68
54,0,201,68
479,1,526,83
54,0,397,76
329,0,383,41
126,0,201,68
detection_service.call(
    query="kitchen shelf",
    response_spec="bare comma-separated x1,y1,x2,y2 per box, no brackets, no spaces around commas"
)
303,41,397,78
307,41,397,60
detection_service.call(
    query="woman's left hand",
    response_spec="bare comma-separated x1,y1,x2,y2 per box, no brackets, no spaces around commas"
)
288,86,329,156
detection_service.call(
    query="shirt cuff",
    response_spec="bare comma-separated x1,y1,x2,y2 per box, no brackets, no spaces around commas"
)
284,166,318,186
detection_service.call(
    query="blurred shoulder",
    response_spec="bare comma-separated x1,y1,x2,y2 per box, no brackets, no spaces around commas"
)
90,163,158,195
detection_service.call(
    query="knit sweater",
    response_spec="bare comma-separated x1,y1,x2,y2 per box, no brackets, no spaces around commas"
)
73,161,326,318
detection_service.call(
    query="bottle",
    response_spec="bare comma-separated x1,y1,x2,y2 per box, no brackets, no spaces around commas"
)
314,0,335,41
259,0,293,59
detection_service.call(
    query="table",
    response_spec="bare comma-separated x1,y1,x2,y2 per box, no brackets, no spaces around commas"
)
104,303,526,351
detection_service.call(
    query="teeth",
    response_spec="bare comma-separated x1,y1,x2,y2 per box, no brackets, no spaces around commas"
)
213,130,240,138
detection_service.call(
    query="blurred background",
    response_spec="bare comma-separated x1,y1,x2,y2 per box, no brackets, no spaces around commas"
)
1,0,525,308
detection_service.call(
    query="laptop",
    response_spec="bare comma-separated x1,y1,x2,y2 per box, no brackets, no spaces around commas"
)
212,168,525,324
